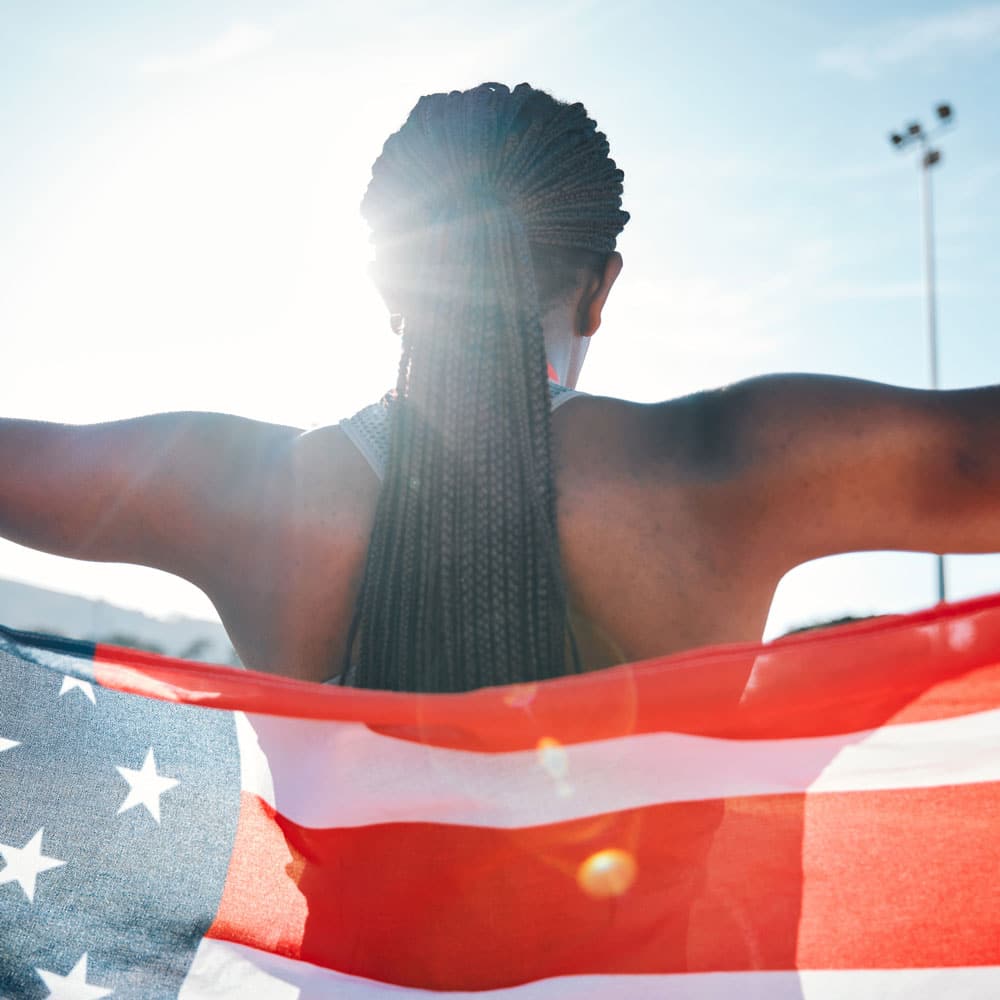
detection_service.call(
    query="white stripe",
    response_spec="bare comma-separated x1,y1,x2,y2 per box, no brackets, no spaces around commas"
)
180,939,1000,999
234,707,1000,830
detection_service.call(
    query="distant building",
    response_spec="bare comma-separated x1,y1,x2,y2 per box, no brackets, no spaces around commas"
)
0,577,239,665
779,614,878,638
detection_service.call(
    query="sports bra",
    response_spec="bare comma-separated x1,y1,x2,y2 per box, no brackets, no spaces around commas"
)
339,381,585,481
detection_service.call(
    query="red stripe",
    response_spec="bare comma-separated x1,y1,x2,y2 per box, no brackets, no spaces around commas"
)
94,594,1000,751
206,783,1000,991
206,793,309,958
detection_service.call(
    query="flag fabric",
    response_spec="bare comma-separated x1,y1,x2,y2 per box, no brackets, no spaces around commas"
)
3,595,1000,999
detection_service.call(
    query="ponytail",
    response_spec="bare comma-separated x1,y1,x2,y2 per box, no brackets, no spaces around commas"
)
347,83,628,692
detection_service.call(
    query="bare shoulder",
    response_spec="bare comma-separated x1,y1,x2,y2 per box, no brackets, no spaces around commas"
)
684,373,1000,560
215,420,379,575
201,420,380,679
554,380,770,483
285,422,381,516
626,373,951,480
561,373,1000,572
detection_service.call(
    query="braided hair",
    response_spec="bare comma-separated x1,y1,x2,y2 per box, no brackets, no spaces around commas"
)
346,83,628,692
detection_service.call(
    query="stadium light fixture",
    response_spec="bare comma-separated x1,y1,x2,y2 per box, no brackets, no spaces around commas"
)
887,104,956,603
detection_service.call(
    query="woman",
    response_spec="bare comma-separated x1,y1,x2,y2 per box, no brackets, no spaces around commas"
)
2,82,999,691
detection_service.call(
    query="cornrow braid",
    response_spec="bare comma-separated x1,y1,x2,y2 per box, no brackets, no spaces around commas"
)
346,82,628,692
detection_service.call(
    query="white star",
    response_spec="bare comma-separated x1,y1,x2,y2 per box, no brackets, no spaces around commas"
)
0,736,19,753
0,828,66,902
116,748,179,824
35,952,113,999
59,676,96,704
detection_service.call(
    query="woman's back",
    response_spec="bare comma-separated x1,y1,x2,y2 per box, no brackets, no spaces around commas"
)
211,384,784,683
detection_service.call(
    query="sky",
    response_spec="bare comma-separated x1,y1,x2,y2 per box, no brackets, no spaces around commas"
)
1,0,999,640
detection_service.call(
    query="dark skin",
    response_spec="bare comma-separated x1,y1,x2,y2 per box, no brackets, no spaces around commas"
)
2,253,999,683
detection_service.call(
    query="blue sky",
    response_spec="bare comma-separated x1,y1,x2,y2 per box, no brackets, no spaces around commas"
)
1,1,999,638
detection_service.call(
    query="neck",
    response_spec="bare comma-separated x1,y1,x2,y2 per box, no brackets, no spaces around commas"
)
542,306,588,390
543,332,589,389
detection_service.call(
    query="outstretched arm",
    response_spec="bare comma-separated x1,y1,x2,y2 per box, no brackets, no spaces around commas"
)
0,412,301,586
714,374,1000,570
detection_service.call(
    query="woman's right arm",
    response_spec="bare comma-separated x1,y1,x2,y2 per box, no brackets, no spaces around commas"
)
0,412,300,580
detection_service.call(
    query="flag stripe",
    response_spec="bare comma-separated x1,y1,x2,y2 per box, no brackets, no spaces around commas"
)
206,782,1000,990
181,940,1000,999
234,706,1000,829
92,591,1000,750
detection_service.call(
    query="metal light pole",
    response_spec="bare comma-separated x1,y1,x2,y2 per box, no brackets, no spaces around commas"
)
888,103,955,604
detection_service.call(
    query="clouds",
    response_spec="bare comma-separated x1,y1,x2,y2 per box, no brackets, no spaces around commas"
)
140,23,272,75
819,4,1000,79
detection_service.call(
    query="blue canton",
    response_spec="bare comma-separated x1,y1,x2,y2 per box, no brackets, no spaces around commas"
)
0,628,241,999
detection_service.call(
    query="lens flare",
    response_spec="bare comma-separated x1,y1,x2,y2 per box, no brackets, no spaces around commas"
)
536,737,568,780
577,848,637,899
503,684,538,708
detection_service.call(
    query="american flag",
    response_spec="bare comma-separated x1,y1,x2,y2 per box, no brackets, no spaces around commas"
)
2,594,1000,998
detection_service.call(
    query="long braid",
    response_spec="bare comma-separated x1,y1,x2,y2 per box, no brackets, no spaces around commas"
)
346,83,628,692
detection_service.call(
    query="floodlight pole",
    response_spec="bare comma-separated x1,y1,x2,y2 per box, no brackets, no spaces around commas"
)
921,150,946,605
920,147,941,396
888,106,953,604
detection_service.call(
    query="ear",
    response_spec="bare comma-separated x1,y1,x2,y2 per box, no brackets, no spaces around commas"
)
577,252,623,338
